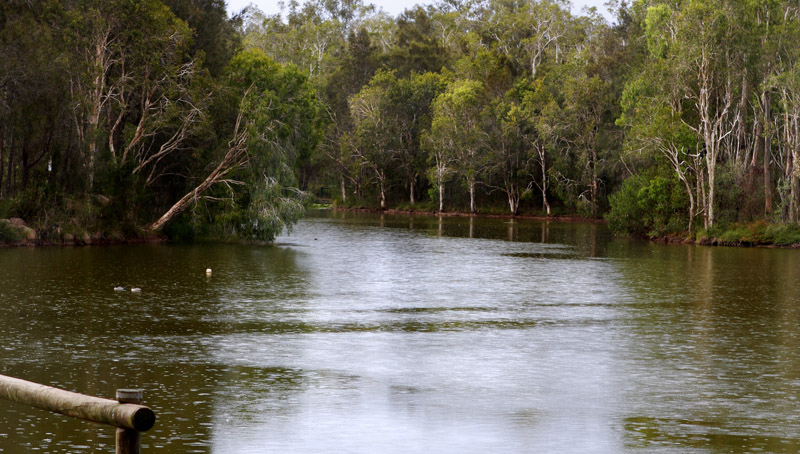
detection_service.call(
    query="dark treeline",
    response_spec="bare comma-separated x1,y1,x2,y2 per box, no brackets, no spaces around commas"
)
0,0,315,242
4,0,800,243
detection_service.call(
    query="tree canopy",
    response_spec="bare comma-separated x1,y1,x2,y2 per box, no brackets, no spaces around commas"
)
4,0,800,243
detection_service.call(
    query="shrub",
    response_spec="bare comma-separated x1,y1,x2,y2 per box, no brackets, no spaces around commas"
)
606,170,688,237
766,223,800,245
0,220,25,242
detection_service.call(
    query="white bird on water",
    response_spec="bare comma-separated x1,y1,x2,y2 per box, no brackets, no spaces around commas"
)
114,286,125,292
206,268,212,276
131,288,141,293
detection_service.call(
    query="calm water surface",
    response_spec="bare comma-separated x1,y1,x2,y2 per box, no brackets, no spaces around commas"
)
1,210,799,453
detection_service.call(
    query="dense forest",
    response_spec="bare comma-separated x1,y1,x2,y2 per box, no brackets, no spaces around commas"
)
3,0,800,244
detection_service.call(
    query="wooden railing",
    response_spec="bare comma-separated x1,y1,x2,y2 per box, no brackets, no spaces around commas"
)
0,374,156,453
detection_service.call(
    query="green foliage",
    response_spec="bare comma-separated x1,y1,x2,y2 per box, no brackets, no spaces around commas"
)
8,0,800,245
606,170,689,237
0,221,25,242
199,49,321,241
161,0,241,76
644,4,672,59
711,221,800,246
389,7,449,77
717,166,746,223
766,224,800,245
161,216,201,243
214,177,307,242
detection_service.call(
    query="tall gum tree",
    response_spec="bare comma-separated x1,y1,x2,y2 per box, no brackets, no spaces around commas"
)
319,27,382,202
348,71,401,209
626,0,740,230
427,79,487,214
390,72,448,207
482,87,540,216
522,78,560,216
678,0,741,230
65,0,198,190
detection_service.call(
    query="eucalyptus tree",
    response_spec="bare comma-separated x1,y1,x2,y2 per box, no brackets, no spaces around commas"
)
427,79,488,213
521,78,561,215
743,0,800,217
64,0,203,191
391,72,449,206
684,1,745,228
620,0,743,229
482,0,574,79
389,6,450,77
771,4,800,222
559,72,616,217
241,0,376,79
151,49,321,240
242,9,340,80
771,63,800,222
106,5,209,187
428,0,484,59
320,27,383,201
482,97,530,215
618,68,701,233
348,70,402,209
161,0,241,77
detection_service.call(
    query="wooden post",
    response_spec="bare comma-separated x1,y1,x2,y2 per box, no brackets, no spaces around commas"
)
0,374,155,452
116,389,143,454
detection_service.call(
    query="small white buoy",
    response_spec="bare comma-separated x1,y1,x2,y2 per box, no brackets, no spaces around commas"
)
114,286,125,292
131,287,141,293
206,268,212,276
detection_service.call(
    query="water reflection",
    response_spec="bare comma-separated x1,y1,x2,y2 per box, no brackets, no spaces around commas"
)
611,244,800,453
1,211,799,453
203,212,632,453
0,244,309,452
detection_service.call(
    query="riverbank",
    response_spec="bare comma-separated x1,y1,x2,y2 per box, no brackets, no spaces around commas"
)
0,217,166,248
7,205,799,249
639,221,800,248
336,206,800,248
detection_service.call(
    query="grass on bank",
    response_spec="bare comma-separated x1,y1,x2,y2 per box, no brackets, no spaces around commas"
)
703,221,800,246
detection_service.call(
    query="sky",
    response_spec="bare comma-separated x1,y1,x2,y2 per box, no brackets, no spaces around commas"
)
225,0,614,21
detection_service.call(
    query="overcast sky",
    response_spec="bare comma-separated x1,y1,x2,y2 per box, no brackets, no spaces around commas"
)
226,0,614,21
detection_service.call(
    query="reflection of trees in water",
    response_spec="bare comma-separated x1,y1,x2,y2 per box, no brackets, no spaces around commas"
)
469,216,474,238
617,244,800,452
507,219,517,242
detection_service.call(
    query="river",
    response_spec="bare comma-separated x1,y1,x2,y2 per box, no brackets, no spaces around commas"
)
1,210,799,453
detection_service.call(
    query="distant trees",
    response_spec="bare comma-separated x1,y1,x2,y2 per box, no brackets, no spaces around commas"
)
7,0,800,241
428,79,487,213
1,0,206,198
611,0,800,236
233,0,622,216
